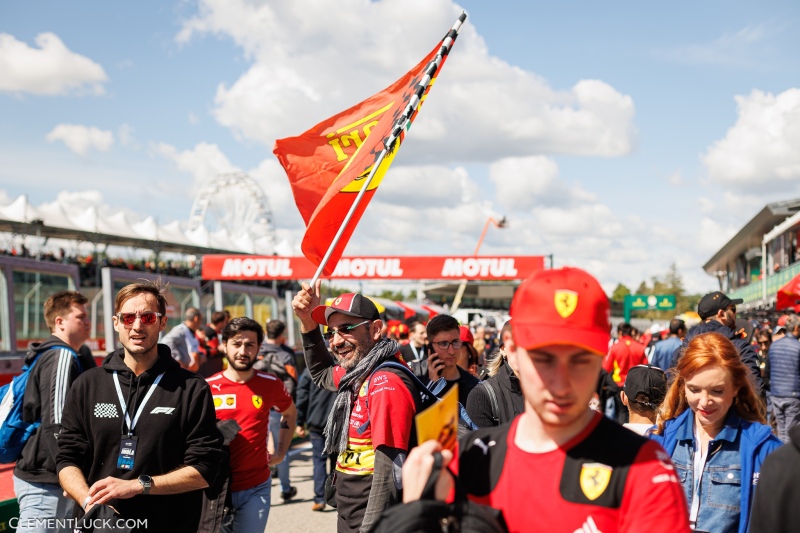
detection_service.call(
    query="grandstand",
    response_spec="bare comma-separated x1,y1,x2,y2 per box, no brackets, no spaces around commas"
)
0,179,291,381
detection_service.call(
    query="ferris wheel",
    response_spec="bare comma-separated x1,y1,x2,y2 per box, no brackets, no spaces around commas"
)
188,172,277,249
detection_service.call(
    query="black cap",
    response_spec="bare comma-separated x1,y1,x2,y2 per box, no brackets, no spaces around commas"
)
624,365,667,409
697,291,743,320
311,293,381,326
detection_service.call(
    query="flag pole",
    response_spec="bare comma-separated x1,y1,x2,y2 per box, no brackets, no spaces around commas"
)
310,11,467,286
310,147,391,286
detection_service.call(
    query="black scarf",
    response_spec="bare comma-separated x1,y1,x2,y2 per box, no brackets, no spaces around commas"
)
323,337,399,455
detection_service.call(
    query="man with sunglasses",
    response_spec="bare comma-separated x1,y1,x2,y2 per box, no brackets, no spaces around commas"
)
57,281,222,533
409,314,479,407
292,282,425,533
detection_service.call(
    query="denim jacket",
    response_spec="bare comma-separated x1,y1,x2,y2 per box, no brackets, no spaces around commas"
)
651,409,782,533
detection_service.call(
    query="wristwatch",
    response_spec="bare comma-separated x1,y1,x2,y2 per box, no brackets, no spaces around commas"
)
138,475,152,495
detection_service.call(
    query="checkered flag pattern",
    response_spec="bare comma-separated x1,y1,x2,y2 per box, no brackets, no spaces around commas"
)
94,403,119,418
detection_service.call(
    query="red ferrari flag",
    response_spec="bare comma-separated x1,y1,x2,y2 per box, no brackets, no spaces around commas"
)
274,13,466,278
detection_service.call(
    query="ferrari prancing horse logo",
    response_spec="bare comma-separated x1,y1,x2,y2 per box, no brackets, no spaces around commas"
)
554,290,578,318
252,395,263,409
580,462,612,500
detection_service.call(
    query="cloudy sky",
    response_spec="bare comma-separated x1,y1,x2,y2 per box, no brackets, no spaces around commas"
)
2,0,800,295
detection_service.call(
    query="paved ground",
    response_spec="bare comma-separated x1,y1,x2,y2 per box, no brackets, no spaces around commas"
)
267,440,338,532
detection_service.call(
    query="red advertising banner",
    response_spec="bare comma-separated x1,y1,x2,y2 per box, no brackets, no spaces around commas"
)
202,255,545,281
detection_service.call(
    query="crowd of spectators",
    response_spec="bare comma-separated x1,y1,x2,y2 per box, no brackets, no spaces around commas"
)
0,245,300,295
1,246,199,285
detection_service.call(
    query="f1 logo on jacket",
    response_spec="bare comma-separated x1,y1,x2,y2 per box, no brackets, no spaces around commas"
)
150,407,175,415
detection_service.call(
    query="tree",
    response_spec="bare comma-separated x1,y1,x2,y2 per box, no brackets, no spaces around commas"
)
627,264,702,320
611,283,631,302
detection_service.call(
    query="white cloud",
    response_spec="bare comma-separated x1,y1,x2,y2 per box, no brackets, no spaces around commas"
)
178,0,636,163
155,141,239,190
117,124,135,147
655,23,777,68
377,165,479,209
696,216,738,257
703,88,800,187
666,170,683,186
46,124,114,156
489,156,596,211
0,33,107,95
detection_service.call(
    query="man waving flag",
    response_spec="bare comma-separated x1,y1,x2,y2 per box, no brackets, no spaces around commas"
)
274,13,466,280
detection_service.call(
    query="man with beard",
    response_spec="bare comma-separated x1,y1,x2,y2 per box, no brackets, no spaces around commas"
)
207,317,296,532
57,281,223,533
292,282,421,533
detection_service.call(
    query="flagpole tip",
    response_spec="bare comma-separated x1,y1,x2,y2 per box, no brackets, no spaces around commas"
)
459,12,467,22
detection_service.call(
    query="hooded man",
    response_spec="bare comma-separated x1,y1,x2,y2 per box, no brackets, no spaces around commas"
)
13,290,91,532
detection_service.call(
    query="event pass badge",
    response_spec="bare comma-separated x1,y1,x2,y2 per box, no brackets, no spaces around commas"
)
117,436,138,470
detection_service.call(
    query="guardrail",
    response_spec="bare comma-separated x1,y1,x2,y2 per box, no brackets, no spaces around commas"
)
729,260,800,307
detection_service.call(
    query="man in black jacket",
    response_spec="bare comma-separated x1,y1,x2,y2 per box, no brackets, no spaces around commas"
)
749,424,800,532
57,281,223,533
13,291,91,531
671,291,763,393
295,367,336,511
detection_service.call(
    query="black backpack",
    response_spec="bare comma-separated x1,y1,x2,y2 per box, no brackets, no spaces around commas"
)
373,450,507,533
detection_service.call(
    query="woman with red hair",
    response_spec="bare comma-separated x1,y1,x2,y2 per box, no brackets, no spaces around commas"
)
651,332,781,533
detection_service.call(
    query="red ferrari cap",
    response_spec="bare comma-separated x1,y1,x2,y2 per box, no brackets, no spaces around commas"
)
459,325,474,346
511,267,610,356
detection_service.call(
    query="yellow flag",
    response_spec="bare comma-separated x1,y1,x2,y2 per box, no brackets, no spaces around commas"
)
414,385,458,453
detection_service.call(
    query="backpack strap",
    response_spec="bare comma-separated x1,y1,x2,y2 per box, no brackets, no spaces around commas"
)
356,361,439,436
481,380,500,425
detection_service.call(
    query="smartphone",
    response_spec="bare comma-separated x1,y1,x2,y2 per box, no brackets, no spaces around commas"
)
430,354,442,379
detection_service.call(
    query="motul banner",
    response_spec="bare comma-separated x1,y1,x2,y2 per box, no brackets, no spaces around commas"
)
202,255,545,281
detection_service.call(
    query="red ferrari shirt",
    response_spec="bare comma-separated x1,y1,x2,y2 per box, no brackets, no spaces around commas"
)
603,336,648,385
331,361,415,476
207,371,292,491
460,413,690,533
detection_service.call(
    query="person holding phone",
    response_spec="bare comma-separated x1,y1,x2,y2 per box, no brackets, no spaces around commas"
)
409,315,480,407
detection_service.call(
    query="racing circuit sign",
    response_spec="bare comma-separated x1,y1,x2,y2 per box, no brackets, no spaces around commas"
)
202,255,545,281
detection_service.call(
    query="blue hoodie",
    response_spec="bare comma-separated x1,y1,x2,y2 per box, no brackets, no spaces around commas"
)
651,409,782,533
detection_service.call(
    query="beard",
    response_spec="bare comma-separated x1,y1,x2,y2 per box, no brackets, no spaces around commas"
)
226,354,256,371
331,339,371,370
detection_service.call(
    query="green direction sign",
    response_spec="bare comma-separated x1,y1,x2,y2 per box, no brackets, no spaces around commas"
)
623,294,676,321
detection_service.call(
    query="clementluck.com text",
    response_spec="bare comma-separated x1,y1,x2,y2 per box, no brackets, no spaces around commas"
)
9,517,148,530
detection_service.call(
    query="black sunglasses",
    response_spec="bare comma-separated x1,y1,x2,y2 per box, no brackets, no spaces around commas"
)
323,320,371,341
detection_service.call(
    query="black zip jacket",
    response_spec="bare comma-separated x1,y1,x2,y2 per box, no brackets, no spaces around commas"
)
15,335,85,484
56,345,223,533
295,367,336,433
749,424,800,533
465,360,524,427
671,319,764,393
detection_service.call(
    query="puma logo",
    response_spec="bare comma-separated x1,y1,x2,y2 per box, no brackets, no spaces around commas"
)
472,438,496,455
212,384,222,391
